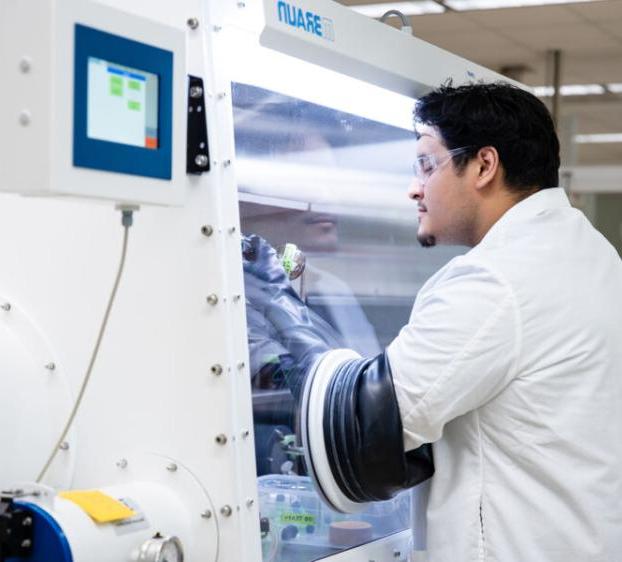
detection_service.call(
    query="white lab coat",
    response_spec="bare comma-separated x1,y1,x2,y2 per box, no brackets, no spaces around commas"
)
387,188,622,562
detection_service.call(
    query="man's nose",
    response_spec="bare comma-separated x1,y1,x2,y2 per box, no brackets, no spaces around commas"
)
408,178,423,201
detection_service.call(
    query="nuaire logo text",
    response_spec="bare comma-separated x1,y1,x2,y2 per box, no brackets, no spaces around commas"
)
276,1,335,41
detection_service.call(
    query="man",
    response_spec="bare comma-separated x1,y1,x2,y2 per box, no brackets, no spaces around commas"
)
244,82,622,562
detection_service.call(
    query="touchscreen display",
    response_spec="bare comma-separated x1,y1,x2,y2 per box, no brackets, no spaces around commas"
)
87,57,159,149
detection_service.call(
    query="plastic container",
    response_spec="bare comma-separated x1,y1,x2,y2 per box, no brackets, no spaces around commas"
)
258,475,411,562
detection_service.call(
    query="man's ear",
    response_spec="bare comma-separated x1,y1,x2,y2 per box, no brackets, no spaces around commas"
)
474,146,500,190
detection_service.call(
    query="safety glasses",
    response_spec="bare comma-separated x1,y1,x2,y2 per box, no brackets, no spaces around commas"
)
412,146,472,185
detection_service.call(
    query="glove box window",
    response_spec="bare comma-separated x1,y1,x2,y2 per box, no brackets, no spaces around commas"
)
233,82,464,561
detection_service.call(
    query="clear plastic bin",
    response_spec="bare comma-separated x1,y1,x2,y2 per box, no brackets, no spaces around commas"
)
258,475,411,562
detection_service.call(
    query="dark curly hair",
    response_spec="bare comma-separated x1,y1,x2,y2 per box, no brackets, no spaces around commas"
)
414,82,560,191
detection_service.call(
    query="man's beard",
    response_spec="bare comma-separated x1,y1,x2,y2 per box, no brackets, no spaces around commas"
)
417,233,436,247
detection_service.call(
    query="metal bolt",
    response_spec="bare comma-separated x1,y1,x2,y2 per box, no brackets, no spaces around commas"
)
228,226,236,234
201,225,213,237
166,463,178,472
246,498,254,508
237,361,245,370
213,25,222,32
206,294,219,306
189,85,203,99
20,539,31,549
393,550,402,558
211,364,223,376
215,433,227,445
1,303,11,311
223,159,231,167
241,429,250,439
201,509,212,519
19,57,31,73
220,505,232,517
187,17,199,30
45,363,56,371
22,517,32,527
238,1,246,7
195,154,209,168
19,110,31,126
116,458,128,469
59,441,69,451
233,294,241,302
217,91,227,99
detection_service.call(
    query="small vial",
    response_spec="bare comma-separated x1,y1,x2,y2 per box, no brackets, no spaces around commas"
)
276,243,306,281
241,236,306,281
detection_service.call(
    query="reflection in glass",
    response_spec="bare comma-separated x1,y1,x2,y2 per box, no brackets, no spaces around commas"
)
233,82,464,561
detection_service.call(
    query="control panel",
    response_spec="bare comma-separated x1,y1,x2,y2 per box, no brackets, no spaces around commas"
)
0,0,186,205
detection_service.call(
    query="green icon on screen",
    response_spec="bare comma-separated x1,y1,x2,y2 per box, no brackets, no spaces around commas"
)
110,76,123,96
110,75,123,97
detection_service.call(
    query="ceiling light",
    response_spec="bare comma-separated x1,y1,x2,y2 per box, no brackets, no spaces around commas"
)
533,86,554,97
561,84,605,96
445,0,603,10
532,84,606,97
349,1,445,18
574,133,622,144
607,83,622,93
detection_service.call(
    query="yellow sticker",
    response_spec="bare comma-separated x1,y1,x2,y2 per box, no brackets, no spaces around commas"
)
59,490,135,523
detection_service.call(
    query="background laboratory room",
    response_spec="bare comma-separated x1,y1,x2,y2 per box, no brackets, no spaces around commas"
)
0,1,620,562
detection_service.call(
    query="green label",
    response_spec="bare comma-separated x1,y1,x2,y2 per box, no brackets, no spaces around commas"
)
128,79,142,91
280,512,316,526
128,100,141,111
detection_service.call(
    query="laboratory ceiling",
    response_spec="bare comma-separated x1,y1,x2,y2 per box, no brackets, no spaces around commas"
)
337,0,622,166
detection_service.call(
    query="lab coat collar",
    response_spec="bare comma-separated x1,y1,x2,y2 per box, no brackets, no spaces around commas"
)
478,187,569,248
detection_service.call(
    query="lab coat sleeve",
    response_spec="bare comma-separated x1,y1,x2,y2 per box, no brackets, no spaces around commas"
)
387,258,521,451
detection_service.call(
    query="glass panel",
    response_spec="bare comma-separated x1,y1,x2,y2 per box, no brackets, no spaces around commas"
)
233,82,464,561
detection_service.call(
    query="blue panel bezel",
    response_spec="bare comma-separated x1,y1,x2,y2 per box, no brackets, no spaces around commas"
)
73,24,173,180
